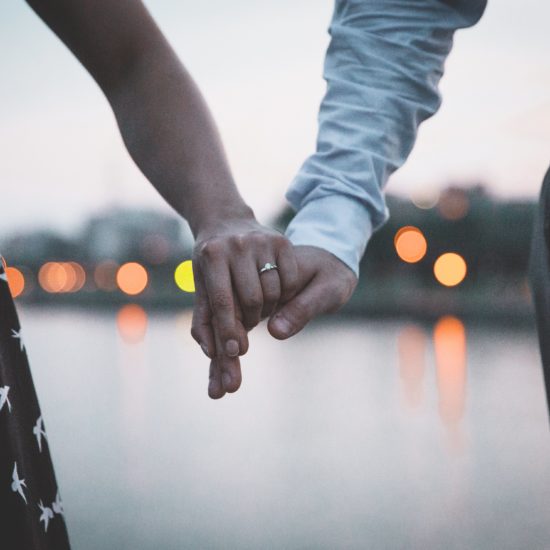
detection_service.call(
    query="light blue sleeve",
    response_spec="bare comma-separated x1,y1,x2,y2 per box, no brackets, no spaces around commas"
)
284,0,487,277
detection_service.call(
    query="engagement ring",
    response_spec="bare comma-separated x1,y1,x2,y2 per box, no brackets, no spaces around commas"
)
259,262,278,275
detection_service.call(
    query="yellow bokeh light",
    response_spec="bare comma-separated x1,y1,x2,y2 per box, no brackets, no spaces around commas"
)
434,253,467,287
174,260,195,293
394,226,428,263
6,267,25,298
117,262,148,295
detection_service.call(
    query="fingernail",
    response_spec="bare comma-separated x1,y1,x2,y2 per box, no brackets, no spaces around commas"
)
273,315,292,336
222,372,232,388
225,339,239,357
200,343,210,358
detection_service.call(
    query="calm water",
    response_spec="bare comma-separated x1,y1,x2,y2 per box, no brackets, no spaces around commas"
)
18,307,550,550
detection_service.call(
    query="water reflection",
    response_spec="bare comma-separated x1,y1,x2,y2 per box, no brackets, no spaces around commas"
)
20,310,549,550
397,325,427,410
117,305,150,494
433,316,467,451
397,317,468,451
117,304,148,344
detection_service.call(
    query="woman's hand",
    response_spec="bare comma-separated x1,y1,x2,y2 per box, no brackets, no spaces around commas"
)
191,215,299,397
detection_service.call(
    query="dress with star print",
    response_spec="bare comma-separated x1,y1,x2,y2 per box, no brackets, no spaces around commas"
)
0,260,71,549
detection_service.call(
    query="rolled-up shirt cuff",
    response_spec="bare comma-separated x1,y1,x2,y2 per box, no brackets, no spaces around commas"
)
284,194,373,278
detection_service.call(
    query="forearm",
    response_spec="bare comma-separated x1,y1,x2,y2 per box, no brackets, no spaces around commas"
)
285,0,487,276
106,47,254,237
25,0,253,238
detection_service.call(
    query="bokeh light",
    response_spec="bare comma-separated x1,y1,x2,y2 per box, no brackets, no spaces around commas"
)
62,262,77,292
437,188,469,220
411,188,440,210
394,226,428,263
39,262,68,293
68,262,86,292
38,262,86,293
397,325,427,409
433,315,467,452
174,260,195,293
117,262,148,295
117,304,148,343
5,267,25,298
142,234,170,264
94,260,119,291
434,253,467,287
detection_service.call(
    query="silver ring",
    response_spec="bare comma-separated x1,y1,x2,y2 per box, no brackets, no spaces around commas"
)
259,262,278,275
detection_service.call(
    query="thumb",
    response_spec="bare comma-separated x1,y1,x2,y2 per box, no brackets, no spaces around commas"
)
267,276,337,340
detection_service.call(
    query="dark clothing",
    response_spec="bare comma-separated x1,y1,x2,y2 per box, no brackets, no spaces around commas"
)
0,261,71,549
530,166,550,418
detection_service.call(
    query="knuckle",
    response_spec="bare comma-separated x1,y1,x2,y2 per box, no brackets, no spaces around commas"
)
250,230,268,246
231,234,248,252
199,238,224,259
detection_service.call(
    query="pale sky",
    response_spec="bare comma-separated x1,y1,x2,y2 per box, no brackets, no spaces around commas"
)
0,0,549,235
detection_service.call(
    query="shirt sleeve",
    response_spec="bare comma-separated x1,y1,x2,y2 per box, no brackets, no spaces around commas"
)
284,0,487,277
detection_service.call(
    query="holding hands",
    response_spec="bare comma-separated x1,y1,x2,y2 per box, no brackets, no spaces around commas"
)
24,0,359,401
191,216,358,399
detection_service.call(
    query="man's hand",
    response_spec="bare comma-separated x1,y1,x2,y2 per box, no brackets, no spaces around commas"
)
267,245,358,340
193,244,358,399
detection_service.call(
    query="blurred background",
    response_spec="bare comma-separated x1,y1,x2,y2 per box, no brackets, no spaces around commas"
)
1,1,550,549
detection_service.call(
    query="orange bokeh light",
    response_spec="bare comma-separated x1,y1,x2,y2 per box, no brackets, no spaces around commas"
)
394,226,428,263
68,262,86,292
39,262,67,293
434,253,467,287
38,262,86,293
117,304,148,343
116,262,148,295
6,267,25,298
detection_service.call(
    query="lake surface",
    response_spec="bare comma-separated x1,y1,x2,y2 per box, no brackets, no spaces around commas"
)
18,307,550,550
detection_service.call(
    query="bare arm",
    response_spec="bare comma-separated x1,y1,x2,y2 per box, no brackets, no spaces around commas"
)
26,0,299,397
26,0,250,234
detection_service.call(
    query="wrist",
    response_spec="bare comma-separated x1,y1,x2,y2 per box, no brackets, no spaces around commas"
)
191,202,257,240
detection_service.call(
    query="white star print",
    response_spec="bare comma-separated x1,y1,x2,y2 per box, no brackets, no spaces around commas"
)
38,500,54,532
52,491,64,516
11,462,27,504
0,386,11,414
0,271,7,282
33,415,47,453
11,328,25,352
